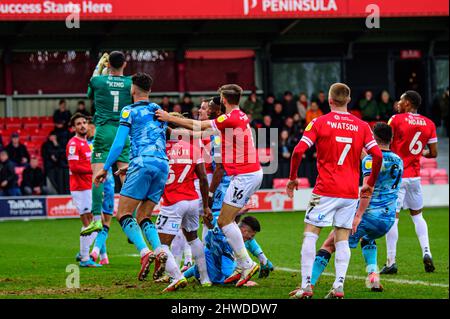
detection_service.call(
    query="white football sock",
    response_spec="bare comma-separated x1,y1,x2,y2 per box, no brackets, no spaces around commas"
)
91,246,100,256
333,240,351,289
171,231,186,267
301,232,319,288
386,218,399,266
183,242,193,265
87,232,97,250
161,244,183,280
222,222,253,269
411,213,432,257
93,215,102,222
257,252,268,265
189,238,211,284
139,247,150,257
80,233,90,262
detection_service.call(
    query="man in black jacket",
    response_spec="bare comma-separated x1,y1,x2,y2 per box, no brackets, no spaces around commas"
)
5,132,30,167
21,157,49,195
0,151,21,196
41,132,68,194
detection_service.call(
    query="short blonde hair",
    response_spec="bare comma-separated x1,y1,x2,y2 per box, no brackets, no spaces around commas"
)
329,83,351,107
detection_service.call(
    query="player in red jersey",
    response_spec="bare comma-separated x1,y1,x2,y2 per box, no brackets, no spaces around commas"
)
156,113,212,292
156,84,263,287
382,90,438,274
67,113,101,268
287,83,383,299
171,100,215,272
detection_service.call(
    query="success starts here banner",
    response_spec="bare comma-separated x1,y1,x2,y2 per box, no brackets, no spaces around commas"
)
0,0,448,21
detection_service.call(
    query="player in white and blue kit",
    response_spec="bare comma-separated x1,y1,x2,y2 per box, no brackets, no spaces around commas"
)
308,122,403,293
94,73,172,282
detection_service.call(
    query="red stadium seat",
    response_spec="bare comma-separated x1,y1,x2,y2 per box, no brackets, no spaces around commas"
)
420,178,432,185
430,169,448,184
40,116,53,123
298,178,310,188
433,179,448,185
272,178,310,189
420,168,431,178
30,135,48,145
4,117,22,130
420,157,438,169
22,117,41,129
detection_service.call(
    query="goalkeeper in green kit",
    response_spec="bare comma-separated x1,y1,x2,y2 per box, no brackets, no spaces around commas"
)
81,51,132,236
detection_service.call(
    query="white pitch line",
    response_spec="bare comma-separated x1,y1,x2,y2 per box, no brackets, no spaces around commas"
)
276,267,449,288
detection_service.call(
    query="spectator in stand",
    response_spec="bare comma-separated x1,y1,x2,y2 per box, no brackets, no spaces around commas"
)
173,103,183,114
316,90,330,114
278,130,293,178
242,91,263,121
359,90,379,122
296,93,307,121
5,132,30,167
191,106,200,120
263,94,276,116
259,115,273,148
305,101,323,125
41,131,67,194
21,156,49,195
160,95,174,112
75,101,91,117
292,113,304,132
0,150,21,196
378,90,394,121
180,93,194,114
282,91,298,117
53,99,72,147
271,102,285,131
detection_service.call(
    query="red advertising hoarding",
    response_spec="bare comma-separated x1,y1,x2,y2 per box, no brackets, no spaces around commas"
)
0,0,448,21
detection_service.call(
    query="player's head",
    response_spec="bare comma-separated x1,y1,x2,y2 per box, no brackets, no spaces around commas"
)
218,84,243,108
199,99,210,121
131,72,153,99
397,90,421,113
238,216,261,241
70,113,88,137
108,51,127,71
373,122,393,148
208,96,223,119
328,83,351,109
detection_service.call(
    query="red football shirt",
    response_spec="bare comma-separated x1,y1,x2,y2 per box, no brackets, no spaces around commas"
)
66,136,92,192
210,108,261,176
161,139,203,206
300,111,378,199
389,112,438,178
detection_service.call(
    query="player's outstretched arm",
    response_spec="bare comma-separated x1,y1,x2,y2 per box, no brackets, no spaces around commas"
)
286,141,309,198
353,177,371,234
94,125,129,186
155,109,212,131
208,163,225,208
195,162,212,220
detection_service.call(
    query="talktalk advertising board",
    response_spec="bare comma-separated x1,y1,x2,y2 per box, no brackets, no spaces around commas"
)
0,0,448,21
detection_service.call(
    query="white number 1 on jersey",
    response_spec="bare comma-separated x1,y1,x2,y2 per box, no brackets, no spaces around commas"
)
111,91,119,112
336,136,352,166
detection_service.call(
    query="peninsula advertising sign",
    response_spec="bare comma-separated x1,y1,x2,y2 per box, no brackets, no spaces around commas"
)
0,0,448,20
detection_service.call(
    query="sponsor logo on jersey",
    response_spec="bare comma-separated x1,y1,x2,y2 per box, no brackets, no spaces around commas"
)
217,115,227,123
365,160,373,170
305,121,314,131
69,146,76,155
122,110,130,119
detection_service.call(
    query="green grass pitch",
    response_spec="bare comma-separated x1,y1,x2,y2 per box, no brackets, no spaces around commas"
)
0,208,448,299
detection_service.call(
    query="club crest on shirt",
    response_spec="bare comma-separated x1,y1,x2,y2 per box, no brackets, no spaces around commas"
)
122,110,130,119
305,121,314,131
69,146,76,155
217,115,227,123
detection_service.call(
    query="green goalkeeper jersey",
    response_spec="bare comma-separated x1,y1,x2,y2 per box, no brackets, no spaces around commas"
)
87,75,133,126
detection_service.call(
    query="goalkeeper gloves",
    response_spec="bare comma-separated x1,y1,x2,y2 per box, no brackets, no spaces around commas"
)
258,259,274,278
93,53,109,77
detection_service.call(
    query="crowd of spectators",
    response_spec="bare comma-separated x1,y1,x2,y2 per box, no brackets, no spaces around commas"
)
0,88,448,196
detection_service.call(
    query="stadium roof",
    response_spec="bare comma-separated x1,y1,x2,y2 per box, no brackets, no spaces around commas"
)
0,17,448,51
